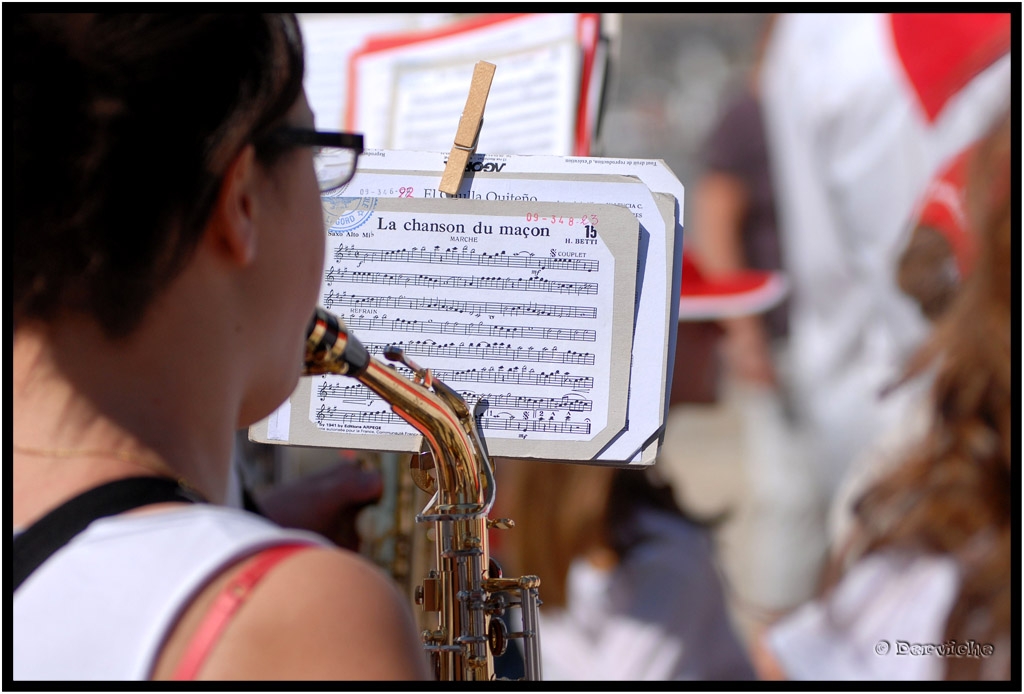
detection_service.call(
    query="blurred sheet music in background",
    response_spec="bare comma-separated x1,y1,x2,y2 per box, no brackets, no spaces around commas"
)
298,14,451,131
298,12,615,156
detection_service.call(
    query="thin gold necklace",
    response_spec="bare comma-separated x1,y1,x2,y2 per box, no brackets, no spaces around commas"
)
13,442,203,498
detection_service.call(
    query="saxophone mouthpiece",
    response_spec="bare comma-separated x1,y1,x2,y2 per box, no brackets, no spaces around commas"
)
304,307,371,377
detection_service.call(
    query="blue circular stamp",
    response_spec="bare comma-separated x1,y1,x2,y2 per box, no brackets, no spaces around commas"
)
323,196,377,235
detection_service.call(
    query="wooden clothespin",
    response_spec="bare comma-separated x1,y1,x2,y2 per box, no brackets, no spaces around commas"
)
439,61,496,195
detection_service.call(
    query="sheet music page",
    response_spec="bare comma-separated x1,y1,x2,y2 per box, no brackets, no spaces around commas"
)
343,150,685,465
389,40,580,155
273,197,638,461
328,168,671,465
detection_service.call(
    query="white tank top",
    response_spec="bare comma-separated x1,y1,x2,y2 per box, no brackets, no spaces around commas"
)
13,504,327,680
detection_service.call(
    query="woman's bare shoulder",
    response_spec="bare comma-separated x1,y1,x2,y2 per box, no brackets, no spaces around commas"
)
185,546,430,681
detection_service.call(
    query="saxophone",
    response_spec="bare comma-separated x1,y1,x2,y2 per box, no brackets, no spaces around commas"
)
303,307,542,681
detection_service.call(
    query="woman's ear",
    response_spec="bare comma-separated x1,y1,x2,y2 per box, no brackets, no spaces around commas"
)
204,144,259,266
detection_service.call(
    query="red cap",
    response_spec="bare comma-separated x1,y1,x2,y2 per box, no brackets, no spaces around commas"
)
678,251,788,321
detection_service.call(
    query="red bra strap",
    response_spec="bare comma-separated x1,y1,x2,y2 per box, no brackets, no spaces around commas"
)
170,543,312,680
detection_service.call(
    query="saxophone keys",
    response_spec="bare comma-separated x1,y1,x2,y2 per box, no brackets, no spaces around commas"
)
487,617,509,657
416,576,440,612
421,628,445,645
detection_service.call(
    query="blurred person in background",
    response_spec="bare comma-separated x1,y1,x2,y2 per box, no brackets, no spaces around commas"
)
757,12,1010,602
658,245,791,652
495,459,755,681
760,111,1011,681
691,14,785,390
687,13,825,623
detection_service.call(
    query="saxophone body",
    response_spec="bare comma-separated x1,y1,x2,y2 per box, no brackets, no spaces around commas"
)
304,307,542,681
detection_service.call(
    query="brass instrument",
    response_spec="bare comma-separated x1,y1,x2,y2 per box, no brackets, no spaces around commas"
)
303,307,542,681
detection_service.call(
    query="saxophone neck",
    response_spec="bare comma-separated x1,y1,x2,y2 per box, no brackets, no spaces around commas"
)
431,376,496,515
358,358,491,512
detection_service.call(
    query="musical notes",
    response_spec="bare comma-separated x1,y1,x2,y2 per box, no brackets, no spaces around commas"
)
317,378,592,411
344,315,596,342
316,381,380,404
468,392,592,412
420,366,593,391
324,268,597,295
322,291,597,320
317,405,398,424
362,340,595,365
316,403,591,436
478,415,591,435
333,245,599,272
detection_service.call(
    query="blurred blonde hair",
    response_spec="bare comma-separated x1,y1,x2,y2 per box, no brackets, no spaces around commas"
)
496,459,695,609
497,460,616,608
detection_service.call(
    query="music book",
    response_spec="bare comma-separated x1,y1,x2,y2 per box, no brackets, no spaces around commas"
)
251,151,684,466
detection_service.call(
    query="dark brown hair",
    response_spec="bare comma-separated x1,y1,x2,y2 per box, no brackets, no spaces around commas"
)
8,14,305,337
844,113,1012,680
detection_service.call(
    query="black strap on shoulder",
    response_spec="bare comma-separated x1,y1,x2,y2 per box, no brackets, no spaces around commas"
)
13,476,202,592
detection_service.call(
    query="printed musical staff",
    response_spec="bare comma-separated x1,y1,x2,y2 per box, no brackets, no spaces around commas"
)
316,404,591,435
479,416,591,435
469,393,592,412
322,291,597,320
333,245,599,273
344,315,596,342
426,367,593,391
317,380,592,411
316,382,378,404
324,268,598,295
362,340,596,366
316,406,398,424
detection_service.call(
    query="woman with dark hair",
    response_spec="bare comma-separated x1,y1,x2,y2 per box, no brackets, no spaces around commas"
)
761,113,1012,681
10,14,427,680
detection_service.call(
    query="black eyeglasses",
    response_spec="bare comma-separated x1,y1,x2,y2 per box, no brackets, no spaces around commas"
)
259,129,364,192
